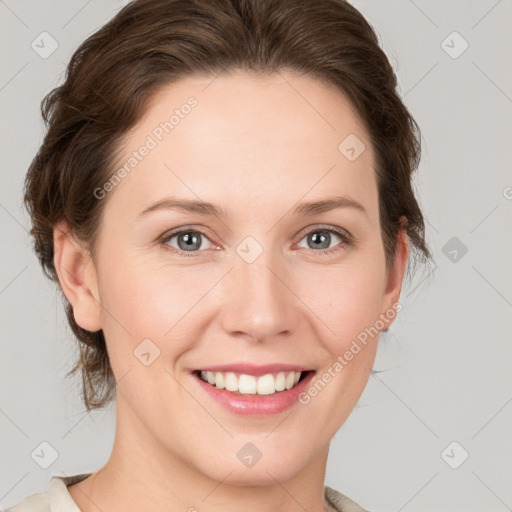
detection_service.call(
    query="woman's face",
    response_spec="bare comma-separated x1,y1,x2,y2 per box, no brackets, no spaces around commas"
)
66,70,407,484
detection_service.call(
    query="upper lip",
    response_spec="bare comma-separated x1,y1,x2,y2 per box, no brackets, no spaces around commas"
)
193,363,315,377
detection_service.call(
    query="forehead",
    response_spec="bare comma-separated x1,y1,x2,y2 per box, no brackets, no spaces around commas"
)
107,70,378,221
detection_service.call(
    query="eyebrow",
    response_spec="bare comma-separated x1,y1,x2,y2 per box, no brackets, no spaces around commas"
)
136,195,368,220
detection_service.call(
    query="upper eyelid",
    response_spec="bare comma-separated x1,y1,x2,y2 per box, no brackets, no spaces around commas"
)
296,224,352,240
161,226,215,245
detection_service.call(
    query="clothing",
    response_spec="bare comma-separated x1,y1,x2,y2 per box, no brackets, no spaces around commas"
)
7,473,369,512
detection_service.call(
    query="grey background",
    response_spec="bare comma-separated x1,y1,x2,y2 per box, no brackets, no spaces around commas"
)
1,1,511,511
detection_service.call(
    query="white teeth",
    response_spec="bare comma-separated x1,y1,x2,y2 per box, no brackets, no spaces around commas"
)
257,374,275,395
275,372,286,391
285,371,295,390
214,371,225,389
225,372,238,392
239,374,257,394
199,370,305,395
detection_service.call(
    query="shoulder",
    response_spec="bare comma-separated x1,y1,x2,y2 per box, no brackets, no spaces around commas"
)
6,474,91,512
324,485,371,512
6,492,49,512
8,477,365,512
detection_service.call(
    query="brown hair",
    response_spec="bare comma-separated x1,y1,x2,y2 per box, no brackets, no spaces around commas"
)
24,0,433,410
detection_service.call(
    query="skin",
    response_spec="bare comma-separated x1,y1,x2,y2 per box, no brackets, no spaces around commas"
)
55,70,408,512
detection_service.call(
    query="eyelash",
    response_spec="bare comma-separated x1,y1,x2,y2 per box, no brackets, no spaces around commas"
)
160,225,353,258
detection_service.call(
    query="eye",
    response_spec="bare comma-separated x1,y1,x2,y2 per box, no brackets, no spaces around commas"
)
296,226,352,255
162,229,213,256
161,225,352,258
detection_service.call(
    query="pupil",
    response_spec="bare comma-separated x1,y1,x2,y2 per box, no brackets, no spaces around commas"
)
310,231,329,249
179,232,200,251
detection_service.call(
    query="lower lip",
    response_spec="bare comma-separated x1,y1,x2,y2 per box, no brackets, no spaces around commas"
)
193,371,316,416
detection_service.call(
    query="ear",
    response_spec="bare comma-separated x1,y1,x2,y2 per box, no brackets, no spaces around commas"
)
53,221,102,332
380,216,409,328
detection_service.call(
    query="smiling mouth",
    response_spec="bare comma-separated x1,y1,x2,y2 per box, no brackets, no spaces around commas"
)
193,369,315,396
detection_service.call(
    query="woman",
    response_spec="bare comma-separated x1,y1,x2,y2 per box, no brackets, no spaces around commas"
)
10,0,432,510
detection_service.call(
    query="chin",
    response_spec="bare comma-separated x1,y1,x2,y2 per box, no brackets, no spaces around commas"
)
196,448,307,487
215,465,302,487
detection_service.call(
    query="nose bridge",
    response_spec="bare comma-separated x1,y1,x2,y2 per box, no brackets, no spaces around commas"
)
220,237,297,341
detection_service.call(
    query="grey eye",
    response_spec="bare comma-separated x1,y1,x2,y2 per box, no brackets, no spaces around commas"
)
298,230,342,251
165,231,212,252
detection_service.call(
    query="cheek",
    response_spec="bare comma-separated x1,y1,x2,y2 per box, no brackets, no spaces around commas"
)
96,254,214,357
300,258,386,347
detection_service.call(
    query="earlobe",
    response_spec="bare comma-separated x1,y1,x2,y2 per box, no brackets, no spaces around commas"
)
53,221,102,332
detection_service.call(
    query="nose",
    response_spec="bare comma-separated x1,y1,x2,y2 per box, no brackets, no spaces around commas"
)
218,244,299,343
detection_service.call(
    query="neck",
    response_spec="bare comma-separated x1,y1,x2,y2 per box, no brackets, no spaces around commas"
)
68,394,333,512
